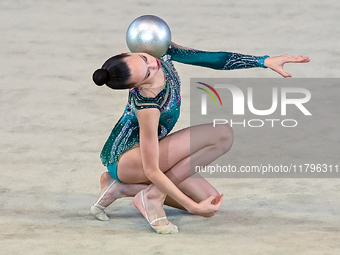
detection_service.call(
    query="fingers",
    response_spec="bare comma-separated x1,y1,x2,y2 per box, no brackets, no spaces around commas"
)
197,194,224,217
211,194,223,205
204,204,222,218
282,55,309,78
267,54,310,78
211,194,220,205
211,195,223,212
285,55,310,63
280,55,309,77
210,194,224,212
292,56,310,63
206,195,218,204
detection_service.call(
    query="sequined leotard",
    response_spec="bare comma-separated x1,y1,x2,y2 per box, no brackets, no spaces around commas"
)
100,44,268,179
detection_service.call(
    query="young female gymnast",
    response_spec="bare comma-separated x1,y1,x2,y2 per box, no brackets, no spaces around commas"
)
91,42,310,234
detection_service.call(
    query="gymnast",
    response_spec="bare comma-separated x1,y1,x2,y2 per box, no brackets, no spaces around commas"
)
91,42,310,234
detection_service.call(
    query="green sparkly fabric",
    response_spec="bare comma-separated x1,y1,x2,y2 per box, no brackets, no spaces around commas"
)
167,43,268,69
100,53,181,166
100,44,268,166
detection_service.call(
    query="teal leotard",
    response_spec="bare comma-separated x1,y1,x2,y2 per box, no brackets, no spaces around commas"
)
100,44,269,181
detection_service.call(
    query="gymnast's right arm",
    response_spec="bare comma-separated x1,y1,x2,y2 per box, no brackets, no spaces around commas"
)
137,108,223,217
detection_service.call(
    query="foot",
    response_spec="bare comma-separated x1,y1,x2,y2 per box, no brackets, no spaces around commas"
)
91,172,148,221
91,172,126,221
133,188,179,234
94,172,124,204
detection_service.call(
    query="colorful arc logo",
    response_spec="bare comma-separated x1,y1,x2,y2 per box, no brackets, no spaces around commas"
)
196,82,223,106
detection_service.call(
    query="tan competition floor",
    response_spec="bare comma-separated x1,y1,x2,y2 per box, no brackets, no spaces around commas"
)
1,0,339,254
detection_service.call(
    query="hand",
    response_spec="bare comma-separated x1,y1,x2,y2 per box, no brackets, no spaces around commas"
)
264,54,310,78
191,194,224,217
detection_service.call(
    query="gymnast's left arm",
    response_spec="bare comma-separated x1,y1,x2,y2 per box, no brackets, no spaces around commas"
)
167,42,310,77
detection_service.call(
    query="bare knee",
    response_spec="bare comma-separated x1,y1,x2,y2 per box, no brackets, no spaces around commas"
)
213,124,234,154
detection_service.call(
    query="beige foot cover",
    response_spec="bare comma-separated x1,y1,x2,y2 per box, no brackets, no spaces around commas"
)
141,190,179,234
90,180,116,221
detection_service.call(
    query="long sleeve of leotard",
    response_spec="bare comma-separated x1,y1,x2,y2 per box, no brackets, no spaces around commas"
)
166,42,269,70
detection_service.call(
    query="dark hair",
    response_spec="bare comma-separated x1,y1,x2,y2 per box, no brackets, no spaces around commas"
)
92,53,135,90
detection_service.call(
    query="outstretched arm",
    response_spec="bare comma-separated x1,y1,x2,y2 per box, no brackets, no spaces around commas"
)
168,42,310,77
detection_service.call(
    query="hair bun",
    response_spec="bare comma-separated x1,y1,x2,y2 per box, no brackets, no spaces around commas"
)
92,68,109,86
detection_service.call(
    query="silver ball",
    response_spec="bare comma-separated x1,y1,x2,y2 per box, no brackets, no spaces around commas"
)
126,15,171,58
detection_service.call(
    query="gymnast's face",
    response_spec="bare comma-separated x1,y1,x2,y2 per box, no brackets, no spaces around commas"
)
124,53,162,87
